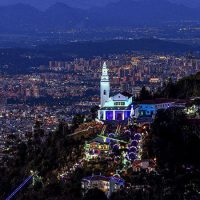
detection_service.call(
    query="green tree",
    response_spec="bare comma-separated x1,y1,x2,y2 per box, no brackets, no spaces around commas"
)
72,114,85,129
139,86,152,100
90,106,99,120
83,188,108,200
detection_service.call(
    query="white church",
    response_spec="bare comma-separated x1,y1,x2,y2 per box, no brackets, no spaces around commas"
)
97,62,179,121
98,62,135,121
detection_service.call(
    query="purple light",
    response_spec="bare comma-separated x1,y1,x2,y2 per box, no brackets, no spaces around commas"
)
115,111,123,120
129,146,137,152
124,111,131,119
106,111,113,120
124,130,131,135
128,152,137,161
108,133,115,138
131,140,138,146
134,134,141,140
113,144,119,150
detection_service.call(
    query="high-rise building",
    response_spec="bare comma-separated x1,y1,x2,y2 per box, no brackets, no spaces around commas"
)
33,87,40,98
49,61,55,69
25,88,31,97
0,95,7,107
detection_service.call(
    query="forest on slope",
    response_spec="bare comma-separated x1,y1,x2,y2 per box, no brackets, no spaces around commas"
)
158,72,200,99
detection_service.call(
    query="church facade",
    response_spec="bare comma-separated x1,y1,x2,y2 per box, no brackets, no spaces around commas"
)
98,62,135,121
97,63,185,122
97,62,180,122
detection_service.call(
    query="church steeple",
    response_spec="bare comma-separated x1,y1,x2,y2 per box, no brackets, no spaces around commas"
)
100,62,110,107
102,62,109,78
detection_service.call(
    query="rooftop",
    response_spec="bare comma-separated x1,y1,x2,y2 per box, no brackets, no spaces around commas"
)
82,175,125,185
139,98,176,105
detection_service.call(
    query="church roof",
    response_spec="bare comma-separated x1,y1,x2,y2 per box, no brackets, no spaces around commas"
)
139,98,175,105
91,136,107,144
121,92,133,98
100,106,131,111
111,92,133,101
82,175,124,185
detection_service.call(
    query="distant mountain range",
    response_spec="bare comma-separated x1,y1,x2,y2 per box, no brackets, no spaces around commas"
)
0,0,200,33
0,39,195,73
0,0,119,10
1,0,200,9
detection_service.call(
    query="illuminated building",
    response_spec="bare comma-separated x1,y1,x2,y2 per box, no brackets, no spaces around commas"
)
84,134,129,161
138,99,175,118
33,86,40,98
149,78,161,84
98,62,135,121
84,138,110,161
132,86,141,98
25,88,31,97
132,159,157,173
82,175,125,197
98,92,135,121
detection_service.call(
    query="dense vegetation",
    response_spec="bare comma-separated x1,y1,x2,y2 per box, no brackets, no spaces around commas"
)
159,72,200,99
151,108,200,167
1,73,200,199
2,108,200,200
0,116,98,200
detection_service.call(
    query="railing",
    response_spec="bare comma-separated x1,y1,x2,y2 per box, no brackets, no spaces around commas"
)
5,175,33,200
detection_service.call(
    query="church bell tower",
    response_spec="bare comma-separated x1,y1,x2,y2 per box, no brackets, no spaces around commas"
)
100,62,110,107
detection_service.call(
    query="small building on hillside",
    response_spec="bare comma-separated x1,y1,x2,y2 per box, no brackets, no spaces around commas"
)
132,159,157,173
138,99,175,118
82,175,125,197
84,138,110,161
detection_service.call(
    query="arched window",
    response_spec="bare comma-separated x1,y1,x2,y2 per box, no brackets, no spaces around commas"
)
104,90,106,95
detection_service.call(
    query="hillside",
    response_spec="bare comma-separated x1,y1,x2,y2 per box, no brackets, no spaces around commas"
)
159,72,200,99
0,120,102,200
0,39,195,73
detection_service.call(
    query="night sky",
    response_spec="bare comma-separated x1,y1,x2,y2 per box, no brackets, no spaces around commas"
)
0,0,119,9
0,0,199,9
